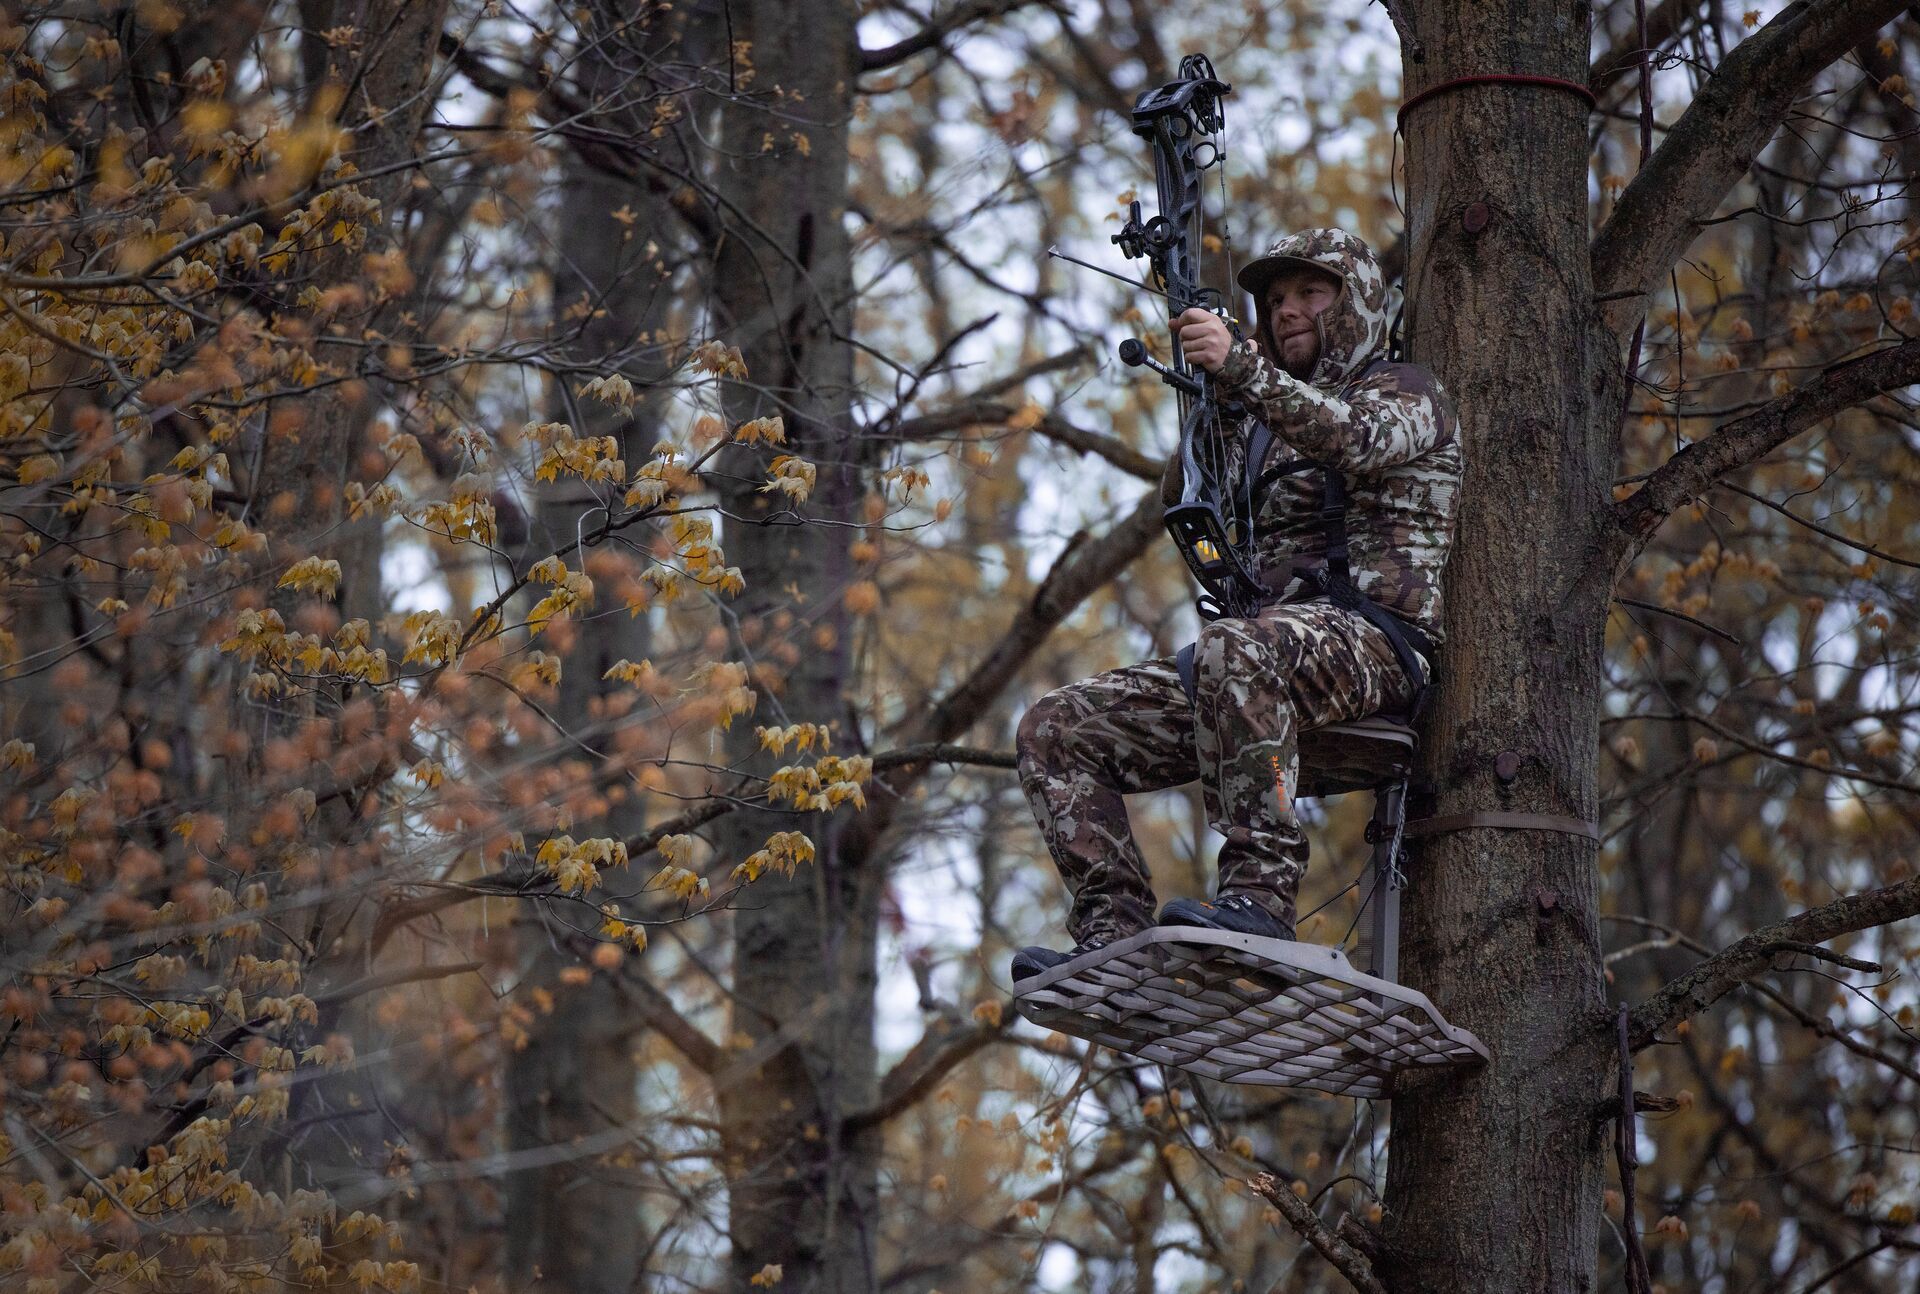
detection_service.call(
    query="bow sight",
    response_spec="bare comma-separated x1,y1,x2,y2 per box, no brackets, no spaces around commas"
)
1109,54,1271,621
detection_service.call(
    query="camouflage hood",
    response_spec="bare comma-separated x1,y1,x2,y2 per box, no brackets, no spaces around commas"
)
1235,228,1388,390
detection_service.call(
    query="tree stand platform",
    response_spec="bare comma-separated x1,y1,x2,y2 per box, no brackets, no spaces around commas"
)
1012,717,1489,1097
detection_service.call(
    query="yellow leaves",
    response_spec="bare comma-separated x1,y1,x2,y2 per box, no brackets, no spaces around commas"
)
730,830,815,884
599,907,649,952
527,579,593,636
346,1259,420,1293
1,738,34,771
536,835,629,895
604,658,661,691
530,422,625,484
1742,9,1760,28
579,373,637,408
145,1000,213,1040
734,415,785,445
400,611,462,667
691,660,757,728
690,340,748,378
508,650,562,690
16,453,59,484
749,1264,784,1287
648,863,710,902
757,722,829,756
50,786,96,829
529,555,569,585
418,474,498,545
408,759,445,789
277,556,342,599
882,464,931,500
761,454,817,504
766,754,871,812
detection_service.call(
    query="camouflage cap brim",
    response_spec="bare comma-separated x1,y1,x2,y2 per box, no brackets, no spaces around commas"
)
1235,253,1343,298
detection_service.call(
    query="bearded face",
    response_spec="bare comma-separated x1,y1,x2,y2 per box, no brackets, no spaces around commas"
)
1262,267,1342,379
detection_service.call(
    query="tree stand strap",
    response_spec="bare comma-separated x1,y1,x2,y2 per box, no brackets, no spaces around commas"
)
1396,74,1599,134
1404,811,1599,842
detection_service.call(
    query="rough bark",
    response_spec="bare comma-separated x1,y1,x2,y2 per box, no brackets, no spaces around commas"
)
706,3,876,1289
1373,3,1915,1291
1383,4,1615,1290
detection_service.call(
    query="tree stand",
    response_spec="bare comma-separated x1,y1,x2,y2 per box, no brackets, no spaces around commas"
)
1012,716,1489,1098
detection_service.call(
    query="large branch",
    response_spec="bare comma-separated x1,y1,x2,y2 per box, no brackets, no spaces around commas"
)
1591,0,1907,340
838,486,1165,861
888,400,1161,480
842,1013,1009,1133
1604,338,1920,574
1626,873,1920,1050
859,0,1057,72
909,486,1165,747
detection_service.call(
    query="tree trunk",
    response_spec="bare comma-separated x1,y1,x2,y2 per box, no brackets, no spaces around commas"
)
706,2,876,1289
499,8,672,1278
1382,4,1617,1289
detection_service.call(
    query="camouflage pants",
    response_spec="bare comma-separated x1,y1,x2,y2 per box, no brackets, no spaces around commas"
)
1016,599,1415,945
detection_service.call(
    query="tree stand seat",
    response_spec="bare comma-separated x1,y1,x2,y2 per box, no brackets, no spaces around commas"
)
1012,712,1489,1096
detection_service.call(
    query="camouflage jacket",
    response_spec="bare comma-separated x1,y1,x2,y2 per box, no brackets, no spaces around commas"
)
1202,228,1461,643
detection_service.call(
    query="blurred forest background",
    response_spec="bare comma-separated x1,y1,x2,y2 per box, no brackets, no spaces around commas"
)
2,1,1919,1291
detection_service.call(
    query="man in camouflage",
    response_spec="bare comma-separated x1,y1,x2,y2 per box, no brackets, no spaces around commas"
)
1013,228,1461,979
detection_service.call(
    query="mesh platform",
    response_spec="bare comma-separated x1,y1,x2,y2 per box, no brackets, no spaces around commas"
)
1012,927,1488,1098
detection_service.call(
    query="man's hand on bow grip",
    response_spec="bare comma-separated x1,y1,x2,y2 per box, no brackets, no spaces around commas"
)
1173,308,1232,373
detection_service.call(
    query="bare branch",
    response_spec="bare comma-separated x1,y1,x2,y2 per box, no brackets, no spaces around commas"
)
1605,338,1920,574
1591,0,1908,340
1247,1172,1388,1294
1590,0,1707,98
1627,873,1920,1049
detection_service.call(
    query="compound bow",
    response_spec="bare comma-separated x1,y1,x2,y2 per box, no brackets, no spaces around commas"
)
1111,53,1273,621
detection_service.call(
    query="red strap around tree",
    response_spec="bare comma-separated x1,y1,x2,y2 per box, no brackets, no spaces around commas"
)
1396,74,1600,135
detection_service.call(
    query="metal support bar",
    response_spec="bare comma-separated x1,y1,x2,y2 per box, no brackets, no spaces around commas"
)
1367,779,1408,997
